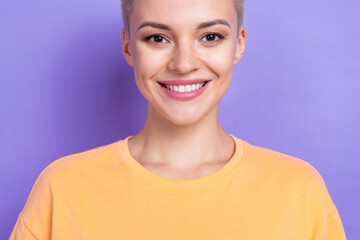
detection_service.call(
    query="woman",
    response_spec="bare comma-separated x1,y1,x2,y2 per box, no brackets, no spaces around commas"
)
10,0,346,239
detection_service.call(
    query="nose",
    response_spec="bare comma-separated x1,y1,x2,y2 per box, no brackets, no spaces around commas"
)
167,41,201,75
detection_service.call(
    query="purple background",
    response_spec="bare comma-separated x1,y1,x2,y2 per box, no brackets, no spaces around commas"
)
1,0,359,238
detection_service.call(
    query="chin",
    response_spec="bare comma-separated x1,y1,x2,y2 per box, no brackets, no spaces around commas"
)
167,116,202,126
160,108,209,126
148,97,218,127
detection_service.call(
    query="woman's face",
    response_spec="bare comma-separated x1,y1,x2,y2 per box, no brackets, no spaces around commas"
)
122,0,246,125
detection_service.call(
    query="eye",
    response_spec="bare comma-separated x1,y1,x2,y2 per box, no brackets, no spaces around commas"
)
201,33,224,42
145,35,169,43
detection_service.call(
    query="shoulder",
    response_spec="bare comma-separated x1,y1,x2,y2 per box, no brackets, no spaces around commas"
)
234,138,346,238
238,138,335,208
20,139,124,221
36,139,122,186
239,138,327,189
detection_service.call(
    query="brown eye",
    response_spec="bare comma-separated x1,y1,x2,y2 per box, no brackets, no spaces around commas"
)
201,33,224,42
145,35,168,43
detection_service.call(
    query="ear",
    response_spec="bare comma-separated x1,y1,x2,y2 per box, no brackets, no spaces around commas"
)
122,28,134,67
234,27,246,65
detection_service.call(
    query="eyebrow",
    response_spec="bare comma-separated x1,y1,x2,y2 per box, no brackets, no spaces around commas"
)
136,19,231,32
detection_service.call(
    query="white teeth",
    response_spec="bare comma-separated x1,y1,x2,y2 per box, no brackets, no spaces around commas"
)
163,82,207,93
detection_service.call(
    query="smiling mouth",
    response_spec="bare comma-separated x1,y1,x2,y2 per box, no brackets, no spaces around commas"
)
158,81,209,93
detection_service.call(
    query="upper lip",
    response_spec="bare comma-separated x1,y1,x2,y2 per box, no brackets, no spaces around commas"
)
158,79,209,85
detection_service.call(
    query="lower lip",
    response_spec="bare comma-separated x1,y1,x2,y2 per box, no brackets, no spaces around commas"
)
160,82,210,101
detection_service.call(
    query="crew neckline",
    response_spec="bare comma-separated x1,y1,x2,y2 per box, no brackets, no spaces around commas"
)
115,134,246,193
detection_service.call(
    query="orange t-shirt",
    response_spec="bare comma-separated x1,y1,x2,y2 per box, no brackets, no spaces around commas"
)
10,135,346,239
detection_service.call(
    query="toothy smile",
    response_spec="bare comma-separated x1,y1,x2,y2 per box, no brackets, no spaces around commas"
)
160,82,207,93
157,79,210,100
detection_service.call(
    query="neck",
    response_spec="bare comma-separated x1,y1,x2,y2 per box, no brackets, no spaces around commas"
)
128,103,235,169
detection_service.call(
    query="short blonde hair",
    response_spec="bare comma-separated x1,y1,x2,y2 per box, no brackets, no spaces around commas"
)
121,0,245,34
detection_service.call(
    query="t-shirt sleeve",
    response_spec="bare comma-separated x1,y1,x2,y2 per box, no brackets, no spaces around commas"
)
9,214,37,240
309,170,347,240
322,197,347,240
9,169,53,240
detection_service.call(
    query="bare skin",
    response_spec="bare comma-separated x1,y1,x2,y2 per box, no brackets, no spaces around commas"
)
128,104,234,180
122,0,246,180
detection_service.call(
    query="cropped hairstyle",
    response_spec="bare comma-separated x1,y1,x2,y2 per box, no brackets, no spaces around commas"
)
121,0,245,35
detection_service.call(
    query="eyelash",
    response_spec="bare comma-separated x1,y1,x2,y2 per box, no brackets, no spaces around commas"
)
144,35,169,43
201,33,225,42
143,33,225,44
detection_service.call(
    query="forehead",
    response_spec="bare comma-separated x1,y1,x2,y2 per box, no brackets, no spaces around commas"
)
130,0,237,30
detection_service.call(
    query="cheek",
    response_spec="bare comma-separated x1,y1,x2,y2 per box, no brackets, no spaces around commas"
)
131,46,169,96
200,43,235,78
200,43,235,101
133,46,168,79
